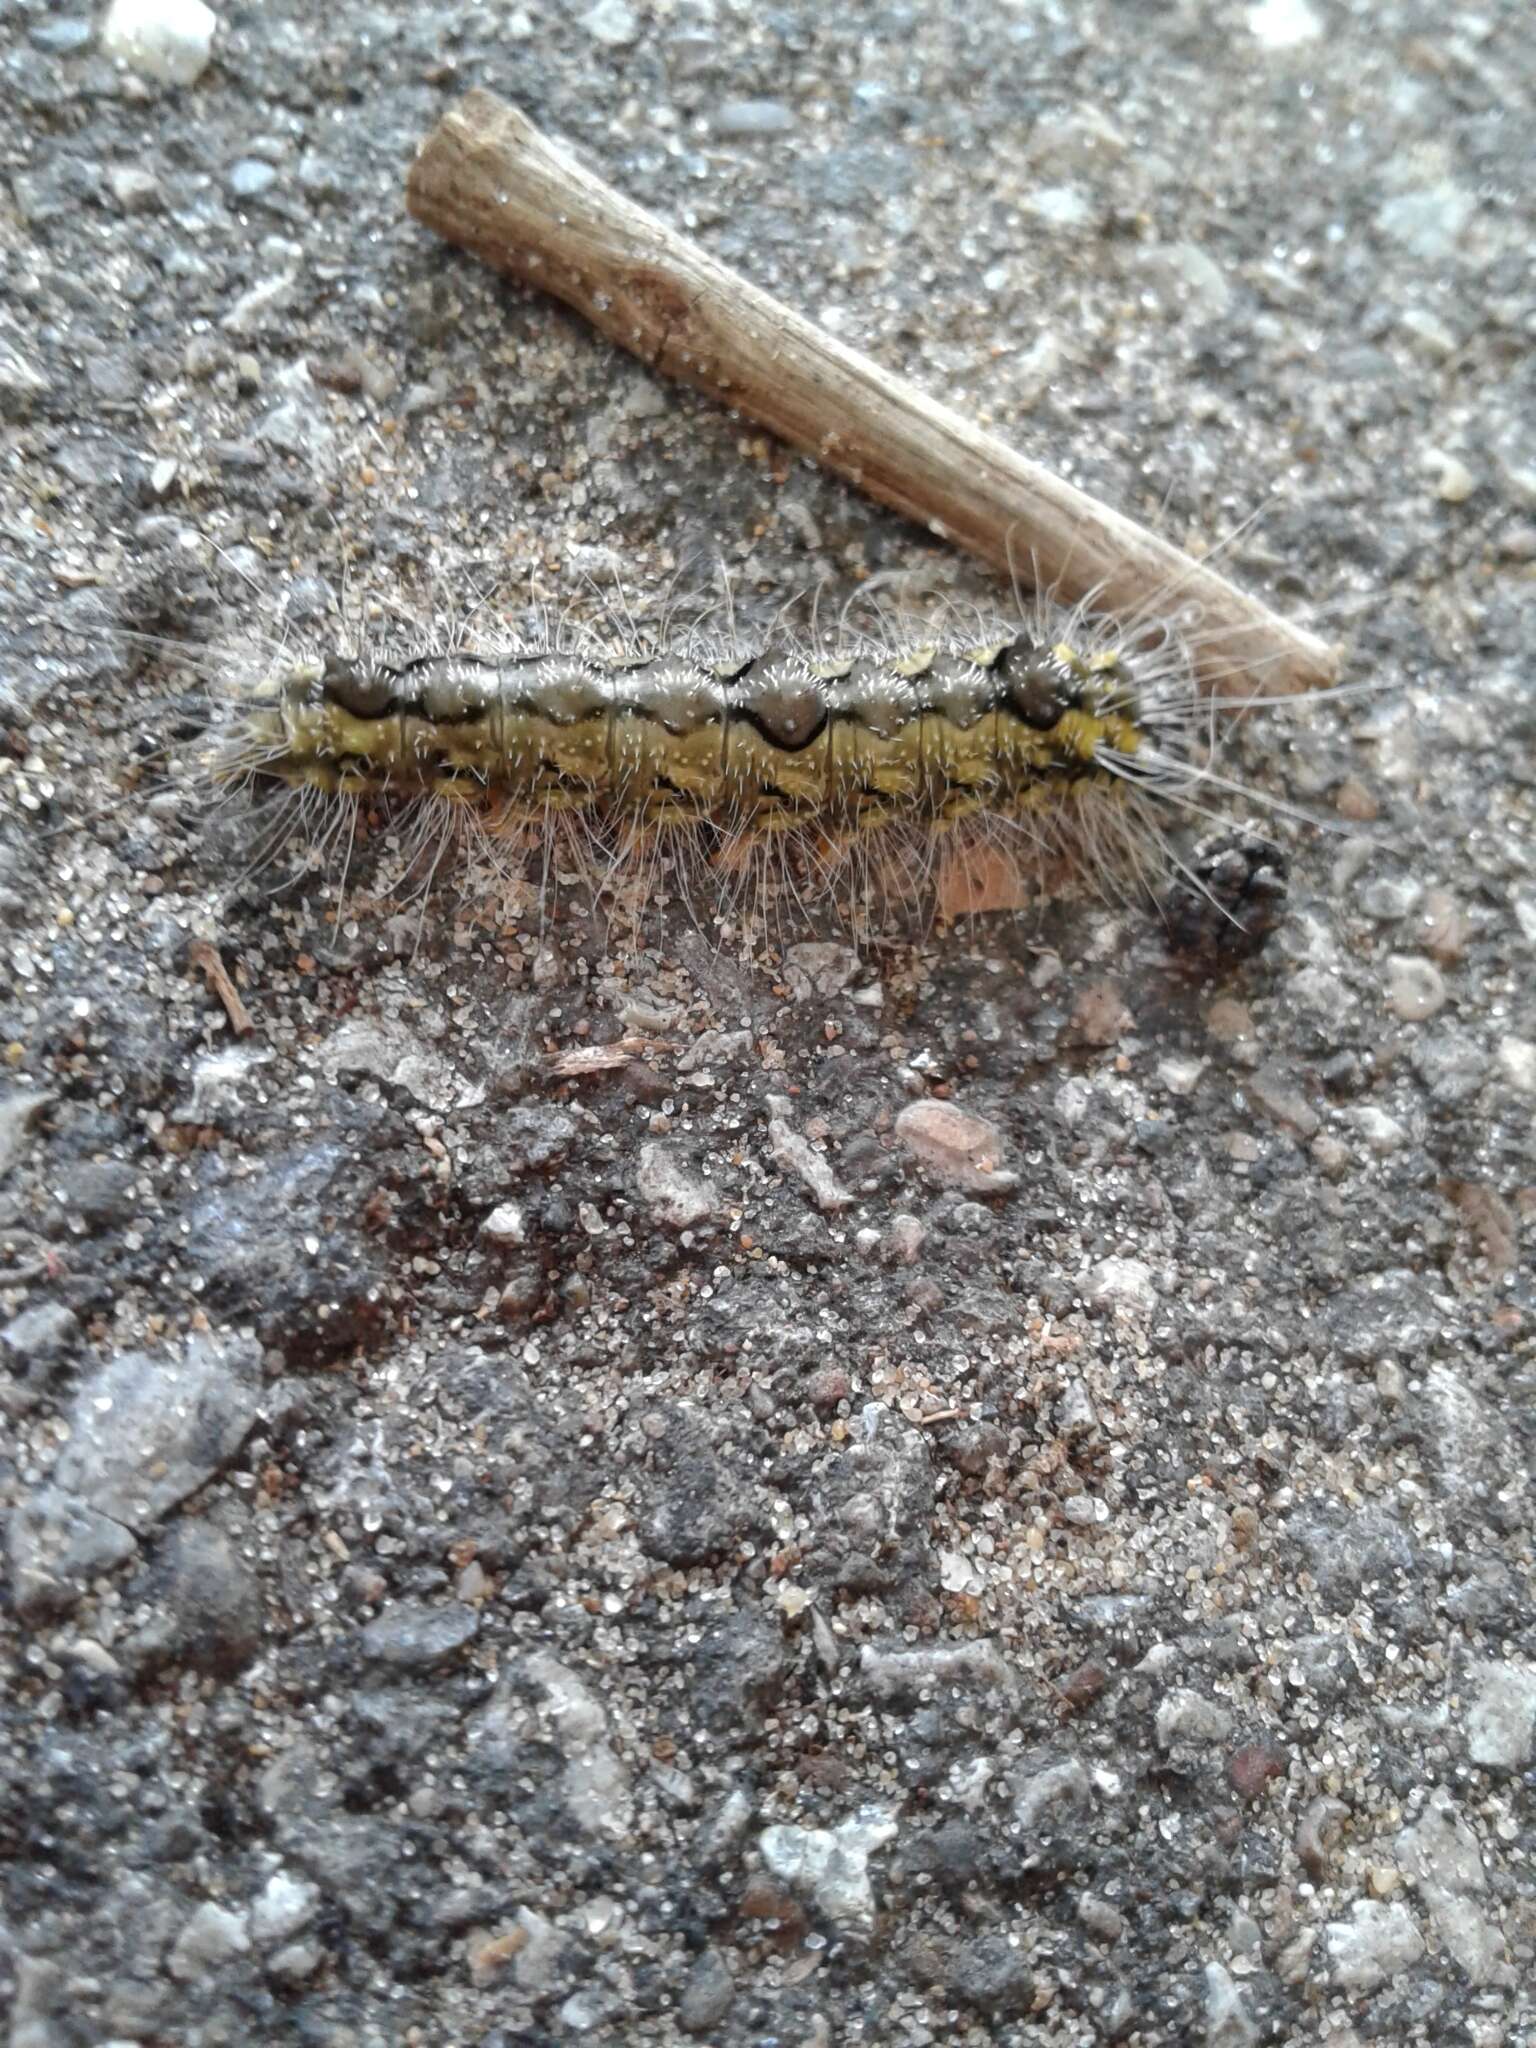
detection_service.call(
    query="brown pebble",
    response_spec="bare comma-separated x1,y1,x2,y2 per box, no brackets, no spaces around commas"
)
465,1924,526,1986
1417,887,1467,965
797,1751,851,1791
498,1262,544,1319
1334,776,1380,822
1295,1794,1349,1879
1227,1740,1286,1801
736,1879,808,1948
894,1100,1017,1194
1071,979,1132,1047
806,1367,851,1412
948,1422,1008,1476
1056,1662,1109,1715
1205,997,1254,1044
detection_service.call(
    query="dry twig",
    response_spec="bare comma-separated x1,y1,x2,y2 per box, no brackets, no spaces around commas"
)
407,89,1341,697
188,939,255,1036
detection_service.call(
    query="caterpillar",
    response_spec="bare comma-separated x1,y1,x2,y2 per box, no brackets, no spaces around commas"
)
190,586,1305,954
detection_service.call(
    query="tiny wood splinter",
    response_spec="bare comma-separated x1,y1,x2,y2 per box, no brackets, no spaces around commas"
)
404,87,1341,700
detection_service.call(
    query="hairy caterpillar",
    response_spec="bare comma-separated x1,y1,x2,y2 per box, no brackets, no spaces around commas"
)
174,576,1334,958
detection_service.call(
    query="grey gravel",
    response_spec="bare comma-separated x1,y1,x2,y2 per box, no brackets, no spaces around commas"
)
3,1,1535,2043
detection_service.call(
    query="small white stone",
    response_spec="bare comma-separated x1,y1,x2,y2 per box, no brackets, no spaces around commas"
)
482,1201,527,1247
1324,1899,1424,1991
1385,953,1447,1021
1155,1688,1234,1748
580,0,638,45
1346,1105,1408,1154
1247,0,1322,46
1496,1036,1536,1094
759,1805,897,1935
1423,449,1478,504
101,0,218,87
1082,1257,1158,1319
1399,308,1458,358
635,1142,716,1231
251,1870,320,1948
1025,184,1094,230
1156,1055,1205,1096
168,1900,250,1981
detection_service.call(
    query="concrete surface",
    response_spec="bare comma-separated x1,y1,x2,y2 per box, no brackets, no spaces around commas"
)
1,1,1533,2043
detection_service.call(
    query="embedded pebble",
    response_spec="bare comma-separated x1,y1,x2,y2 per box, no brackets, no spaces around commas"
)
677,1946,734,2034
1025,184,1094,230
1155,1688,1235,1747
0,1088,51,1178
108,165,164,212
1416,888,1468,964
1071,980,1131,1046
1393,1796,1504,1984
1400,307,1458,357
1497,1037,1536,1094
1360,874,1422,921
1324,1899,1425,1991
7,1336,261,1618
1081,1257,1157,1318
168,1901,250,1982
481,1200,527,1246
1346,1105,1407,1154
767,1110,852,1212
943,1933,1035,2016
1377,183,1475,262
860,1639,1014,1700
320,1016,485,1112
885,1213,925,1262
1241,1064,1320,1139
580,0,638,45
1011,1758,1091,1831
1228,1740,1286,1801
1247,0,1321,43
1203,1961,1260,2048
1139,241,1231,319
713,98,796,138
123,1521,261,1678
758,1806,898,1936
0,346,51,418
266,1938,323,1983
1385,952,1447,1020
1464,1660,1536,1770
636,1141,717,1230
1295,1796,1349,1880
30,16,95,49
1,1300,76,1375
228,157,277,199
1422,448,1477,503
470,1653,633,1839
893,1101,1016,1193
250,1870,322,1948
783,942,861,999
101,0,217,86
359,1601,479,1672
1156,1055,1205,1095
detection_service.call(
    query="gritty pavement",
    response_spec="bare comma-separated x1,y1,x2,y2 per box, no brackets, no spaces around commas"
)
1,1,1534,2044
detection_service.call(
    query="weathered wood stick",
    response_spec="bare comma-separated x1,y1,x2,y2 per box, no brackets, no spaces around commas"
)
406,89,1341,697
